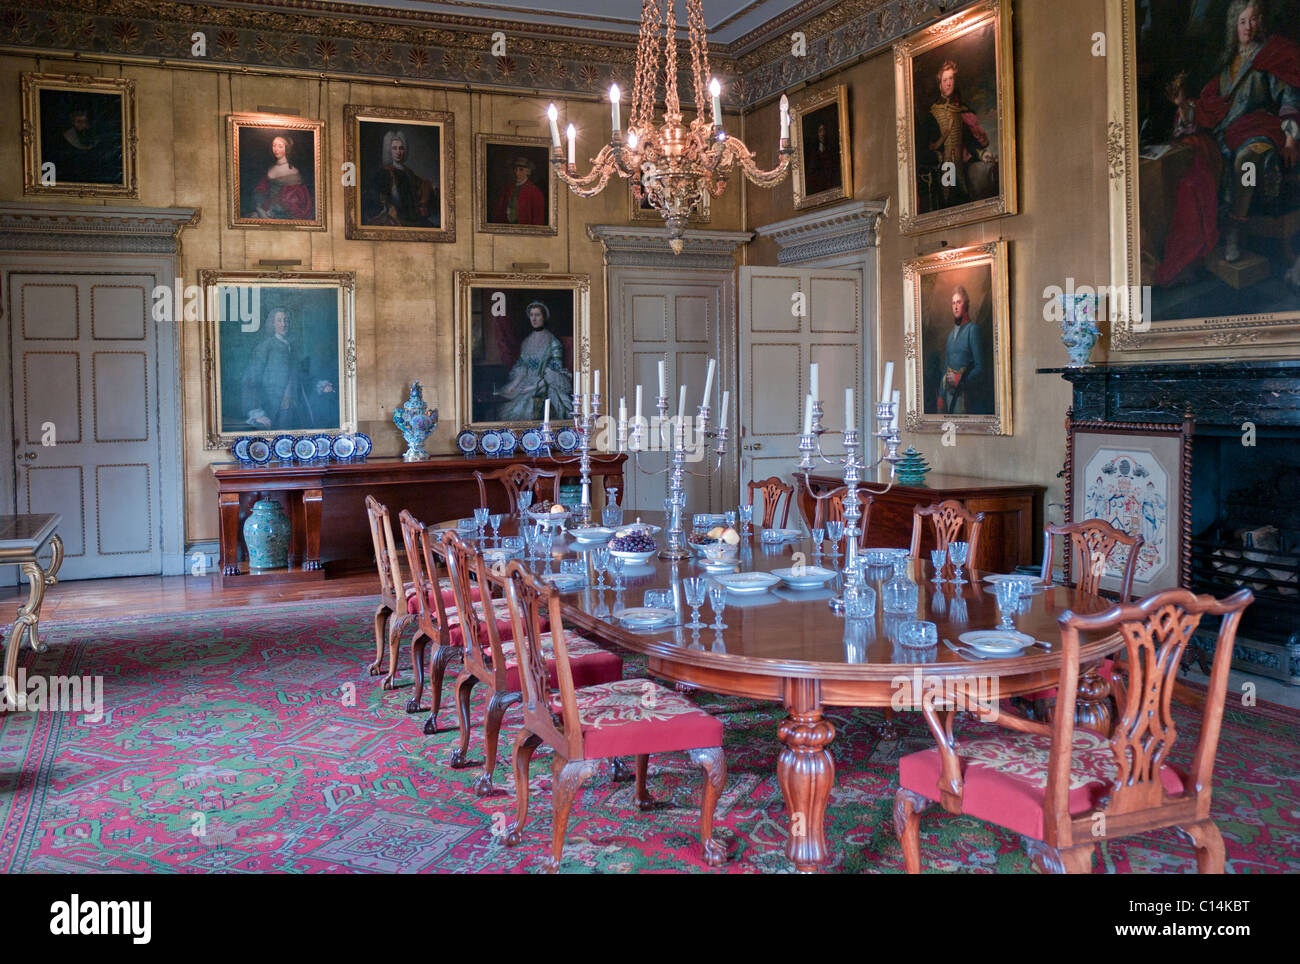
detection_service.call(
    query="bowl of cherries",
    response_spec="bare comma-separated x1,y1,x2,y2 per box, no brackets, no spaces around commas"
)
608,528,657,564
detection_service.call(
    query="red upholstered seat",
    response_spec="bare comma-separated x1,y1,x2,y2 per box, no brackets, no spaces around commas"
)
405,579,480,613
900,727,1187,840
496,629,623,692
560,678,723,759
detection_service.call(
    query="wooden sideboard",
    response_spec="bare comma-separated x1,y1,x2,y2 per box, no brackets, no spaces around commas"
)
803,472,1045,574
211,454,626,585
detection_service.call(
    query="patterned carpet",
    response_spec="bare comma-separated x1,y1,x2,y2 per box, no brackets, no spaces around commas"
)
1,599,1296,873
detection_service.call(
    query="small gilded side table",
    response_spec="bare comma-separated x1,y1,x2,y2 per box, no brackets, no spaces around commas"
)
0,514,63,708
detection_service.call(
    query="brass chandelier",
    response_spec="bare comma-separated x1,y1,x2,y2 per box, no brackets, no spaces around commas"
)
546,0,793,254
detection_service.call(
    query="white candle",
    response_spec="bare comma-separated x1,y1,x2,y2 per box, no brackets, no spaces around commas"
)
543,398,551,428
658,360,666,398
618,397,627,449
547,104,561,148
810,362,819,402
702,358,715,409
880,361,894,404
803,394,813,436
709,78,722,128
593,369,600,398
845,387,854,432
779,94,790,140
677,383,687,418
719,390,729,433
566,123,576,166
635,384,642,422
610,84,621,133
583,389,591,417
891,389,900,432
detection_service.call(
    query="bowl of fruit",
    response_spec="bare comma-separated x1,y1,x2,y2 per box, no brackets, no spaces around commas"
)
529,501,570,527
689,525,741,556
608,528,658,564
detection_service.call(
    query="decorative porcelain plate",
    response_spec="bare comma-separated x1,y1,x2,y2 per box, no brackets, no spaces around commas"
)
616,607,676,629
313,435,333,458
771,566,837,589
555,427,579,453
457,429,479,455
331,435,357,460
479,430,503,456
247,438,272,464
712,571,781,594
293,437,318,460
498,429,518,454
232,437,253,462
520,429,543,455
353,433,372,458
271,435,297,461
958,630,1036,655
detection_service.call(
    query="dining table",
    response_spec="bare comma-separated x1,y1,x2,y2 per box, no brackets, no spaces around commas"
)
433,510,1122,873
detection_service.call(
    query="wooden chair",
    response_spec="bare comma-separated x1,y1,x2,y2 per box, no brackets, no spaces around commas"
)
893,586,1253,874
442,530,623,797
473,463,562,514
909,499,984,579
1042,519,1142,601
797,481,874,549
500,559,727,872
364,496,412,683
747,476,794,528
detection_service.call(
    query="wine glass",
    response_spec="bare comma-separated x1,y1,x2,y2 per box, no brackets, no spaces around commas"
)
724,510,737,530
644,589,672,610
810,527,825,557
538,527,555,570
738,504,754,534
683,577,708,629
609,554,626,590
825,520,845,564
502,535,525,559
517,489,534,519
929,548,947,584
489,513,504,545
473,506,490,541
948,541,969,585
994,579,1020,631
592,546,610,588
708,584,728,630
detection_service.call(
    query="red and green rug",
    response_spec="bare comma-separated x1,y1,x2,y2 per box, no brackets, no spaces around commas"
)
1,600,1296,873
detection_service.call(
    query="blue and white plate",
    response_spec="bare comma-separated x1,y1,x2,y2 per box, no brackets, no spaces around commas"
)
555,427,579,453
293,436,318,460
457,429,478,455
232,437,253,462
353,433,372,458
479,430,503,456
520,429,543,455
272,435,297,461
331,435,357,460
498,428,518,455
247,438,272,464
312,435,331,458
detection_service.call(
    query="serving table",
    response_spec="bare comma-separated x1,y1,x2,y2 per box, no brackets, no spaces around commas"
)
1,513,63,708
433,511,1120,872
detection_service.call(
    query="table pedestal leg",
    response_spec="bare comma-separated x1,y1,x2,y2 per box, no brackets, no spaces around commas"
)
777,677,835,873
218,493,241,576
302,489,323,571
4,536,61,711
1076,661,1113,736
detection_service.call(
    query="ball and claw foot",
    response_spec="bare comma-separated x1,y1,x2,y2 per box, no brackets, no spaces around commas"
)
448,750,479,769
504,824,525,848
381,674,397,691
473,775,500,798
701,839,726,867
422,716,439,735
609,758,633,782
367,660,383,676
405,698,423,714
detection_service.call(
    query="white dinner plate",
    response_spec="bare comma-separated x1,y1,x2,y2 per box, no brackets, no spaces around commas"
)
542,571,585,592
713,571,781,594
982,573,1046,592
771,566,837,589
617,607,676,628
570,526,614,543
958,629,1036,654
609,548,656,565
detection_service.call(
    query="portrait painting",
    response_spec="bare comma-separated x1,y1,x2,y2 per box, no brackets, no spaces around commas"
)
1067,418,1192,594
790,85,852,210
226,113,325,230
21,73,137,198
455,272,591,430
1105,0,1300,352
476,134,555,236
345,106,455,242
903,241,1011,436
894,0,1017,235
198,270,357,447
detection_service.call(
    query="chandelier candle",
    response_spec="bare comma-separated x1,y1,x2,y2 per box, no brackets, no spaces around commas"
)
710,78,722,130
547,103,560,147
610,84,621,133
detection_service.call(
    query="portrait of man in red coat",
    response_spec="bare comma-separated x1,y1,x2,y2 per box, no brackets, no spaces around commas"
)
489,154,547,226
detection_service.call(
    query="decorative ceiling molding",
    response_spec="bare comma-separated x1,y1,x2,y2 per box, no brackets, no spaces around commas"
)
753,198,888,264
587,225,754,269
0,0,974,109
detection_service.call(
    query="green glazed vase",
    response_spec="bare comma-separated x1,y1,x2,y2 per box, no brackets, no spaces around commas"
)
243,499,290,570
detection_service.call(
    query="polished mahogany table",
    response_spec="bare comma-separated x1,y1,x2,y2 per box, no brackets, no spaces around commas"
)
434,512,1120,873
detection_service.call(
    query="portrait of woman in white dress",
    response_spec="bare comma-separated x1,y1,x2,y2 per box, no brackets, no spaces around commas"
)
493,301,573,422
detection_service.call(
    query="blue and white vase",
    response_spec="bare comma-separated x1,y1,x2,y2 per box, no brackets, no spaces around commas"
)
243,499,290,570
1060,293,1100,368
393,381,438,462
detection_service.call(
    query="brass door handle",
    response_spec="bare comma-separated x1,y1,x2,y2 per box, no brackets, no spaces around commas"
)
20,452,37,461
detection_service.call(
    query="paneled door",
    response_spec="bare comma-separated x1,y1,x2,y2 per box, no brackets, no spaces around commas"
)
738,266,863,526
8,271,164,579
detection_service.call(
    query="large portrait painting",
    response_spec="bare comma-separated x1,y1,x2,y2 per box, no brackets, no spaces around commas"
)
345,105,454,242
1066,417,1193,595
790,85,853,210
903,241,1012,436
21,73,137,198
1106,0,1300,352
476,134,555,236
226,113,324,230
455,272,590,430
894,0,1017,235
199,270,356,447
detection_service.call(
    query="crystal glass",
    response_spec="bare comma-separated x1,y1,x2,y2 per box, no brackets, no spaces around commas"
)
644,589,672,609
738,504,754,532
489,513,505,544
724,510,737,529
929,548,947,583
521,522,539,560
845,580,877,620
825,520,845,563
708,584,727,630
517,490,534,518
602,504,624,528
948,541,970,585
810,527,825,556
592,546,610,588
882,556,920,615
609,554,626,589
561,558,585,579
683,577,708,629
898,619,938,650
502,535,525,557
538,527,555,569
994,579,1020,631
864,548,895,567
473,506,490,540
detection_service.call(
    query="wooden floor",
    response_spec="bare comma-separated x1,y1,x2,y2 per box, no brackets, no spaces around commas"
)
0,571,382,621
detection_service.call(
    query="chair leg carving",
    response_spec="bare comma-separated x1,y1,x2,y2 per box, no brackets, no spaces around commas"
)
1024,837,1095,874
893,788,931,874
421,643,458,731
1179,820,1226,874
545,757,599,874
633,754,667,812
405,632,431,714
369,603,391,675
609,757,633,782
475,690,522,797
448,674,479,767
382,612,414,691
689,746,727,867
505,731,543,848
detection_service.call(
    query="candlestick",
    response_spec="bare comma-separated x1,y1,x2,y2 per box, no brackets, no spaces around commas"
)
566,123,576,166
593,369,600,399
677,384,687,420
543,398,550,429
880,360,894,404
547,104,561,147
845,387,854,433
610,84,621,133
810,362,819,404
702,358,715,409
803,394,813,436
890,390,900,432
658,360,666,397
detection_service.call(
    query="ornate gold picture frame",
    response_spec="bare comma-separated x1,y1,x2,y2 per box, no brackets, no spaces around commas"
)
475,133,555,236
226,112,326,230
346,105,455,242
893,0,1016,235
790,85,853,211
903,241,1012,436
454,271,591,431
21,72,138,198
198,270,357,448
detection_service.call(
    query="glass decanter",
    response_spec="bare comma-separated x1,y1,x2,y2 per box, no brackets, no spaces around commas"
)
881,555,919,615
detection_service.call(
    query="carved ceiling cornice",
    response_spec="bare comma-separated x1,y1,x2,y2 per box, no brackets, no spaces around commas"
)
2,0,972,109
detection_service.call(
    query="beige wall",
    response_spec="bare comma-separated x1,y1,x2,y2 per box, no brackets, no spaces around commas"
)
0,54,743,543
744,0,1111,525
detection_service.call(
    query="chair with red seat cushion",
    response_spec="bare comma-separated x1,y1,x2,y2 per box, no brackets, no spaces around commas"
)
894,586,1252,874
442,531,623,798
501,560,727,873
473,463,562,516
365,496,411,684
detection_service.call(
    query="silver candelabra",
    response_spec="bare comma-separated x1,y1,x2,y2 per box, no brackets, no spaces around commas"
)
539,390,601,527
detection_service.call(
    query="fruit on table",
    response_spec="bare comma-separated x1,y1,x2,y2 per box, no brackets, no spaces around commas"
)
550,503,567,514
609,531,656,553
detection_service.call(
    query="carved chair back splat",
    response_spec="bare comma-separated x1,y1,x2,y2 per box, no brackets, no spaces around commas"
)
474,464,562,514
910,499,985,577
1042,519,1142,602
748,476,794,529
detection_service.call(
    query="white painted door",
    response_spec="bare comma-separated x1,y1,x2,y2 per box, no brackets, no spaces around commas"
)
738,266,863,515
8,271,164,579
